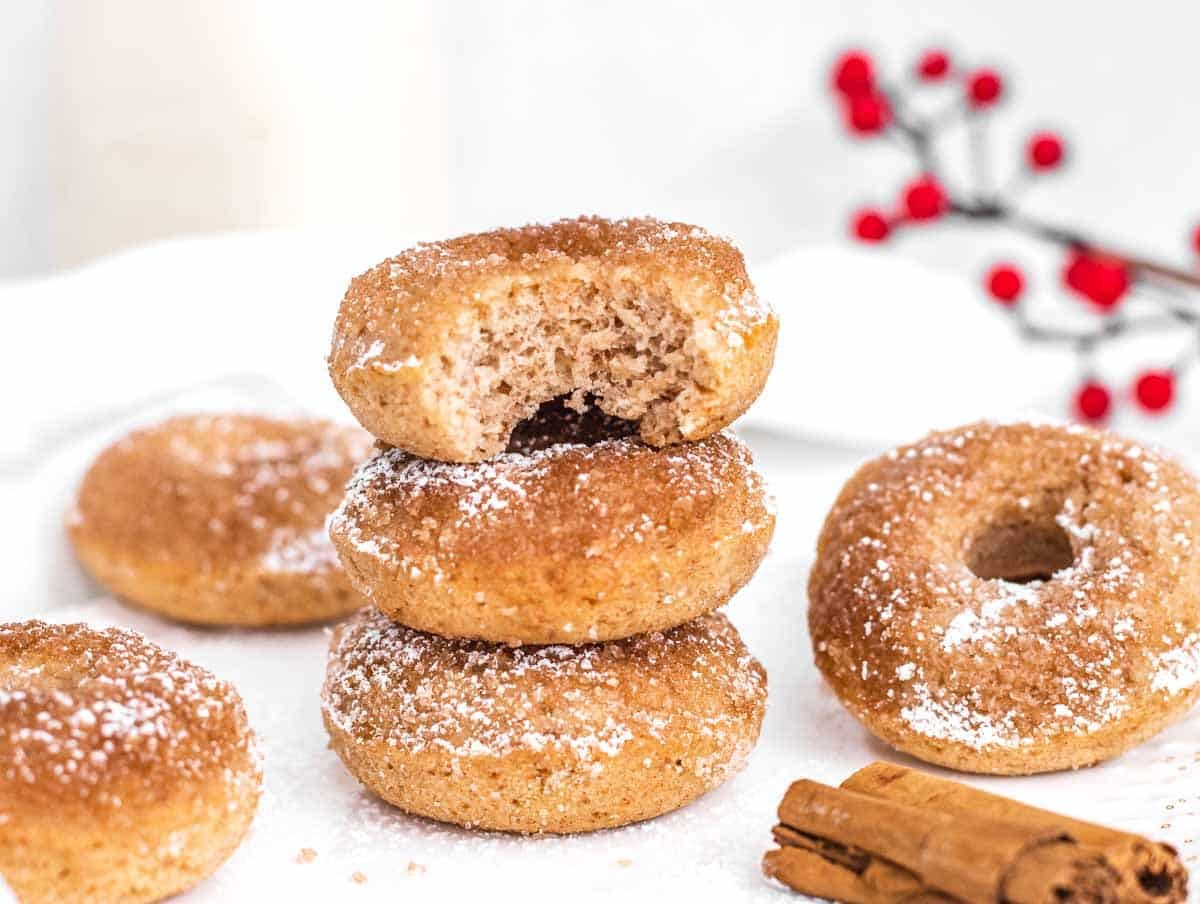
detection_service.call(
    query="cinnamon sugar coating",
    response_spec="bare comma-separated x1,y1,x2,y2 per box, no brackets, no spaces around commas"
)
328,216,777,462
809,421,1200,775
0,621,261,903
329,417,775,644
69,414,373,626
321,608,766,833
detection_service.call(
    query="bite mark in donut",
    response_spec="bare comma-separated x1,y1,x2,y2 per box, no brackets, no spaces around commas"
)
328,216,777,462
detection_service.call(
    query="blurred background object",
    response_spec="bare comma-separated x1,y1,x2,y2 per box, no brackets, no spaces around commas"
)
4,0,447,275
1,2,50,278
4,0,1200,278
5,0,1200,453
824,44,1200,426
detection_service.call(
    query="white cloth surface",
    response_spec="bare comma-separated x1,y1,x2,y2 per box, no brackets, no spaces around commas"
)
4,232,1198,901
7,230,1199,464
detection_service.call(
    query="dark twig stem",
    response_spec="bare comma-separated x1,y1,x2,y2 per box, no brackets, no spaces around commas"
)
836,46,1200,415
882,85,1200,293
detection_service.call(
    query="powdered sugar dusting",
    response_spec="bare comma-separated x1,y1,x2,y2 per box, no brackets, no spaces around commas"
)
73,414,373,582
938,581,1041,652
0,621,261,806
348,339,421,375
322,608,766,771
713,284,771,350
899,683,1025,750
329,429,773,603
810,420,1200,760
1152,633,1200,695
260,526,341,576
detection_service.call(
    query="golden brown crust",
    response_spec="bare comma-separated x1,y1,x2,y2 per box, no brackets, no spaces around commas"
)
0,620,261,903
329,430,775,644
328,215,777,462
808,421,1200,775
321,608,767,833
68,413,373,626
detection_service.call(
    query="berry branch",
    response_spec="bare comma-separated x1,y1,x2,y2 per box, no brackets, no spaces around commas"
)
832,48,1200,422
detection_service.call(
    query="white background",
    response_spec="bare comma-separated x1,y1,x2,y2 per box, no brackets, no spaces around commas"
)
4,1,1200,276
3,4,1200,901
7,373,1198,903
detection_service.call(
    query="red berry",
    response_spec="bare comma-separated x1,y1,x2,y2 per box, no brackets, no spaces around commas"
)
1028,132,1065,170
1133,369,1175,413
1062,251,1130,312
845,92,890,134
832,50,874,96
985,263,1024,304
916,49,950,80
1063,254,1095,295
1074,381,1112,422
1192,224,1200,255
901,176,946,221
852,209,890,243
966,69,1003,107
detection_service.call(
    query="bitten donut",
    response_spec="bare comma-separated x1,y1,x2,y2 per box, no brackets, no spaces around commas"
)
321,607,767,834
809,421,1200,775
329,399,775,644
69,413,373,626
328,215,778,462
0,621,261,903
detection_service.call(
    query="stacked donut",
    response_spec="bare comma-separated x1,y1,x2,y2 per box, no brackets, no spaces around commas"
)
320,216,779,833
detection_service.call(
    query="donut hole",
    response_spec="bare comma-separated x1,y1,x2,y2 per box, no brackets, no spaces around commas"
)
464,276,702,454
505,393,639,454
966,520,1075,584
1138,868,1173,896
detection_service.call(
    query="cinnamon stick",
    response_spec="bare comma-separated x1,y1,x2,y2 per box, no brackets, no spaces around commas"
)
765,778,1118,903
765,824,953,903
841,762,1187,904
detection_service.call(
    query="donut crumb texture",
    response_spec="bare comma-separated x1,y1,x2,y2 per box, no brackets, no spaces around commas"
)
329,216,777,462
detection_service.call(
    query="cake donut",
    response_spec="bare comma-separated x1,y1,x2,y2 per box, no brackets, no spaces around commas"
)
69,413,373,626
321,607,766,833
328,215,778,462
329,398,775,644
0,621,261,903
809,421,1200,775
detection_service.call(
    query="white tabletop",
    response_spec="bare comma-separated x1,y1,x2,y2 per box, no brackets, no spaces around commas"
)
4,233,1198,902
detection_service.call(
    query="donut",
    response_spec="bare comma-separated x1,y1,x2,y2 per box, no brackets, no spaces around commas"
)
328,398,775,644
808,420,1200,775
321,607,766,834
328,215,778,462
69,413,373,626
0,620,261,903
